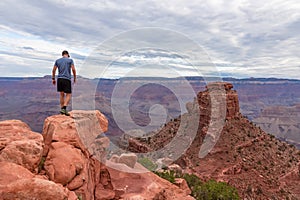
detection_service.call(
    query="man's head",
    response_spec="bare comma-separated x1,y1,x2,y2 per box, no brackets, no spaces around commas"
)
62,50,70,57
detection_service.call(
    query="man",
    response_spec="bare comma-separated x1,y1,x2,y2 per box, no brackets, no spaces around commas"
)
52,50,76,116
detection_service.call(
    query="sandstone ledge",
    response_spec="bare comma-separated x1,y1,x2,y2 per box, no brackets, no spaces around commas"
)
0,110,195,200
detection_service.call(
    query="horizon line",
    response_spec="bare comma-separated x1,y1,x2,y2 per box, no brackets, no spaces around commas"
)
0,75,299,81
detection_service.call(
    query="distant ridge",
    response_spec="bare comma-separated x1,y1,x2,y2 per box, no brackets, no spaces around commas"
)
0,76,299,149
0,75,299,82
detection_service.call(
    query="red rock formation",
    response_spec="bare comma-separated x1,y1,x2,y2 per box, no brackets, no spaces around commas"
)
0,110,196,200
1,177,74,200
198,82,239,123
0,111,113,200
42,110,113,200
0,121,75,200
0,120,44,173
106,160,195,200
126,82,300,199
0,162,34,184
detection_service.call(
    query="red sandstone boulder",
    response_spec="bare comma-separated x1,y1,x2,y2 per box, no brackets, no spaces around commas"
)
44,141,86,186
0,120,43,173
0,162,77,200
0,178,70,200
106,160,195,199
42,110,108,157
0,162,34,185
0,120,80,200
42,110,114,200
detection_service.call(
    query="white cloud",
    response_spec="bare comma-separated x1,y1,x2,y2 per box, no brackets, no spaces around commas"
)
0,0,299,78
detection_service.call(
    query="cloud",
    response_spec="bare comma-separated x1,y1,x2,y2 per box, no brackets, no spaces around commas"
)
0,0,299,78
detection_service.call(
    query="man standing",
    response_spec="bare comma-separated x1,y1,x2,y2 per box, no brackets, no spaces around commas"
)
52,50,76,116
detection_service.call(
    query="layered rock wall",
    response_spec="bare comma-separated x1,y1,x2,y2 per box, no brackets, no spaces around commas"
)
197,82,240,127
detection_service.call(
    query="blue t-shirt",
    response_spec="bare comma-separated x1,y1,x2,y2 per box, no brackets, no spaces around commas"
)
54,57,74,80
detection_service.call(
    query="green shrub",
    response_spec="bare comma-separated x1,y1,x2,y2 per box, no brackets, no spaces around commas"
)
181,173,203,197
182,173,202,187
196,180,240,200
155,171,240,200
154,170,176,183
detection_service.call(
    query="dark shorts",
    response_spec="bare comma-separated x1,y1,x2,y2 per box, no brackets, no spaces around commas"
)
57,78,72,93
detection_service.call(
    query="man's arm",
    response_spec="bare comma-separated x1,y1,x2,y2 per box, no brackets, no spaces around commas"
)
71,64,76,83
52,65,57,85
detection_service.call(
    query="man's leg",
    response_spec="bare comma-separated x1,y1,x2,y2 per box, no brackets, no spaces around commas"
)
59,79,72,116
60,92,65,108
64,93,71,107
60,93,71,116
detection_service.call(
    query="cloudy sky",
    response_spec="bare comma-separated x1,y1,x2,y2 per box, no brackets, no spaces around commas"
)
0,0,299,79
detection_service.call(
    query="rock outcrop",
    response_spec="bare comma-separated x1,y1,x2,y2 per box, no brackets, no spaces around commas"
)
125,82,300,199
41,110,113,200
0,120,75,199
0,110,196,200
198,82,239,122
0,120,44,173
189,83,300,199
1,176,74,200
0,111,113,200
106,160,195,200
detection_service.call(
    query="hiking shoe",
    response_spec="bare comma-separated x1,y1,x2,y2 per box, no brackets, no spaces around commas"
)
60,108,70,116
